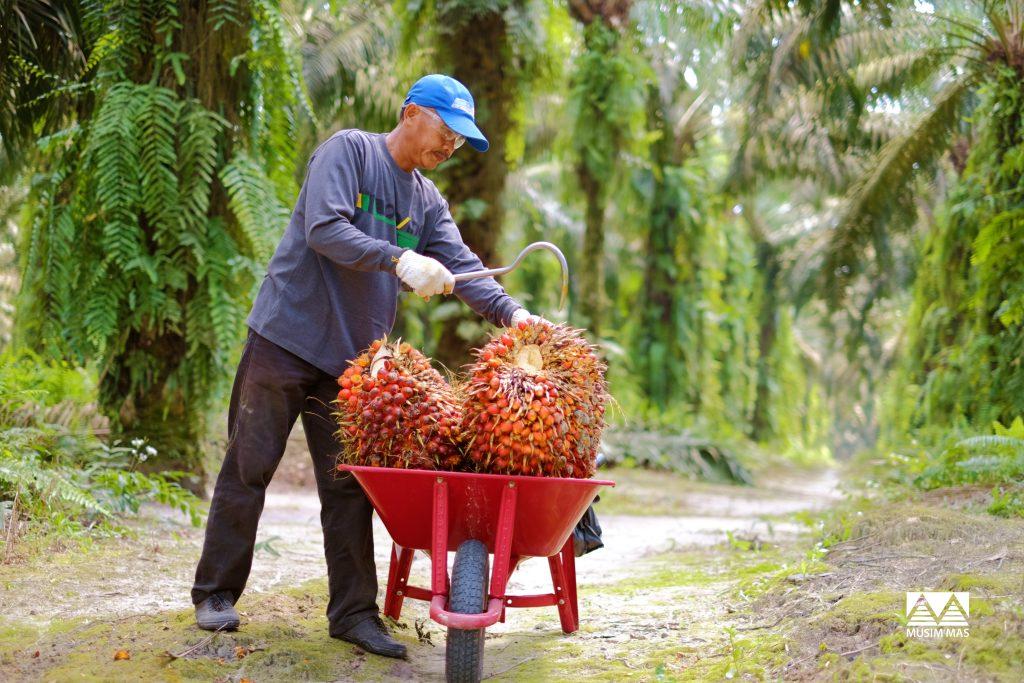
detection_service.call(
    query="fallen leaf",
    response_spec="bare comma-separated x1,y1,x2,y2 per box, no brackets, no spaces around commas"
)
113,650,131,661
234,646,248,660
32,651,40,658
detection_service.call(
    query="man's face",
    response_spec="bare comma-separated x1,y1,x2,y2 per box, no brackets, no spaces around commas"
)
403,104,461,170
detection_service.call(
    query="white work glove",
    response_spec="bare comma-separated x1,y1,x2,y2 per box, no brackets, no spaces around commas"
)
396,251,455,298
510,308,548,327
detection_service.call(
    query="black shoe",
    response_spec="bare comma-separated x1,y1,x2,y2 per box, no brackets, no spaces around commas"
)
335,616,407,659
195,591,240,631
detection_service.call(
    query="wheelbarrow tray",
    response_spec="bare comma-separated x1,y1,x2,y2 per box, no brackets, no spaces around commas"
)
340,465,611,558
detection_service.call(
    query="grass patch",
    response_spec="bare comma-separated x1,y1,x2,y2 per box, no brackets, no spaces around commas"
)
726,489,1024,681
594,467,706,517
601,545,793,598
650,629,789,681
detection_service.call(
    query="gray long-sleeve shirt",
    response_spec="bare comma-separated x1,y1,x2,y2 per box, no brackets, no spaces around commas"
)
247,129,522,377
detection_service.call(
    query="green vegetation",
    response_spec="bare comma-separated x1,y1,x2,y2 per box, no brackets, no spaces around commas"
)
699,490,1024,681
893,63,1024,436
11,0,304,481
0,352,201,555
2,0,844,500
914,418,1024,490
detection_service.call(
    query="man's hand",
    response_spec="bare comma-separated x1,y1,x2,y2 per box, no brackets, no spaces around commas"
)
396,251,455,298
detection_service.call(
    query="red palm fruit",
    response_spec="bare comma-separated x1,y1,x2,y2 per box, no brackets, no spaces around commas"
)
458,319,608,478
334,337,466,471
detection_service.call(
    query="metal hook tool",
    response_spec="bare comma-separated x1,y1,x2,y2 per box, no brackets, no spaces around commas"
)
452,241,570,310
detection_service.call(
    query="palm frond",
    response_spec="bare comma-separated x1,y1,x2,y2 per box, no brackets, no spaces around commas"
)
288,0,401,130
850,48,950,95
826,76,973,295
0,0,90,179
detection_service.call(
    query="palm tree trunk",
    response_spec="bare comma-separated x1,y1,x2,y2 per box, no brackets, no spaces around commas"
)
749,239,780,441
568,5,633,336
577,164,607,337
431,8,515,370
638,84,680,407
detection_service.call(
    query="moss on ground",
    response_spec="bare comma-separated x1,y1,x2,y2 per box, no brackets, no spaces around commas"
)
818,591,903,631
649,631,790,681
0,580,412,682
941,571,1024,595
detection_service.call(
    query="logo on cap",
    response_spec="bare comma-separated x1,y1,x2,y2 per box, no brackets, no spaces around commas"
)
452,97,475,117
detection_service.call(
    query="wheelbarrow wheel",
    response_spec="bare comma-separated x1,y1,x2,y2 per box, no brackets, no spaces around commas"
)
446,539,489,683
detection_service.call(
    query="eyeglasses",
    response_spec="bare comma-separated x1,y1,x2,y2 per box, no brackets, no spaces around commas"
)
422,107,466,149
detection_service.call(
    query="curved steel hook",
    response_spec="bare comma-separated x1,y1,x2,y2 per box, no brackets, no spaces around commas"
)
452,241,570,310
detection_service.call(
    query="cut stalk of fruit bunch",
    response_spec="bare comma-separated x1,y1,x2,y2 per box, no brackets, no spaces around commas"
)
460,319,608,477
334,338,463,470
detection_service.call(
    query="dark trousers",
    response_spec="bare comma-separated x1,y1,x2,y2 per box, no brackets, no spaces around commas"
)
191,329,377,635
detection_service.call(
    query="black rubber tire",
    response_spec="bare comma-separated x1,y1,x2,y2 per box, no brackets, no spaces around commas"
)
445,540,489,683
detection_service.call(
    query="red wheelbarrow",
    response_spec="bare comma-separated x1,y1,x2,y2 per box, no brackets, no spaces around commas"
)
339,465,613,682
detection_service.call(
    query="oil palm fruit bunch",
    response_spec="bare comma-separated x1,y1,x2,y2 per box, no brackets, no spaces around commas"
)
461,320,608,477
335,338,463,470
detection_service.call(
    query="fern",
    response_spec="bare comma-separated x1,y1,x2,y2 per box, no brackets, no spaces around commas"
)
954,435,1024,452
90,469,203,527
210,0,245,30
914,416,1024,489
175,105,223,235
137,86,182,238
16,1,308,475
219,154,288,264
1,351,203,531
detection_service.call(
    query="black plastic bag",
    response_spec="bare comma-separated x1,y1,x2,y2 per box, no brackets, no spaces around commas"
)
572,496,603,557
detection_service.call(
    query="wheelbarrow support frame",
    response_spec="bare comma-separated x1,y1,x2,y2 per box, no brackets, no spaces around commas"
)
382,477,580,633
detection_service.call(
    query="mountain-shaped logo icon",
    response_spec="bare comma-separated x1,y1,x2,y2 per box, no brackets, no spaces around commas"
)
906,592,969,627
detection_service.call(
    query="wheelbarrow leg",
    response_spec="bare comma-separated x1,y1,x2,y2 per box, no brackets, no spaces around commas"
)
561,538,579,624
489,483,518,602
548,540,578,634
384,542,415,620
431,477,450,596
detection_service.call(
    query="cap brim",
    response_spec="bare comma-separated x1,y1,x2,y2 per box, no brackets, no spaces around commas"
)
437,110,489,152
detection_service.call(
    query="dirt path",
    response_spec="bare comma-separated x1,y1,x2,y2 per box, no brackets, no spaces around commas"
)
0,466,838,625
0,464,839,681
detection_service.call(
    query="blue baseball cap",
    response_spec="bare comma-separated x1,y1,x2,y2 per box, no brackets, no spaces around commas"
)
403,74,489,152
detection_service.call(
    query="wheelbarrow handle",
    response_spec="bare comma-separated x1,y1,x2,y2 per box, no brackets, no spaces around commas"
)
452,241,570,310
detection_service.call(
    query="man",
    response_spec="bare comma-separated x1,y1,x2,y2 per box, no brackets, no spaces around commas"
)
190,74,538,659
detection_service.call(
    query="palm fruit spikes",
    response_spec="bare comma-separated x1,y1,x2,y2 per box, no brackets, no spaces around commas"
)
334,338,463,470
460,319,608,478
